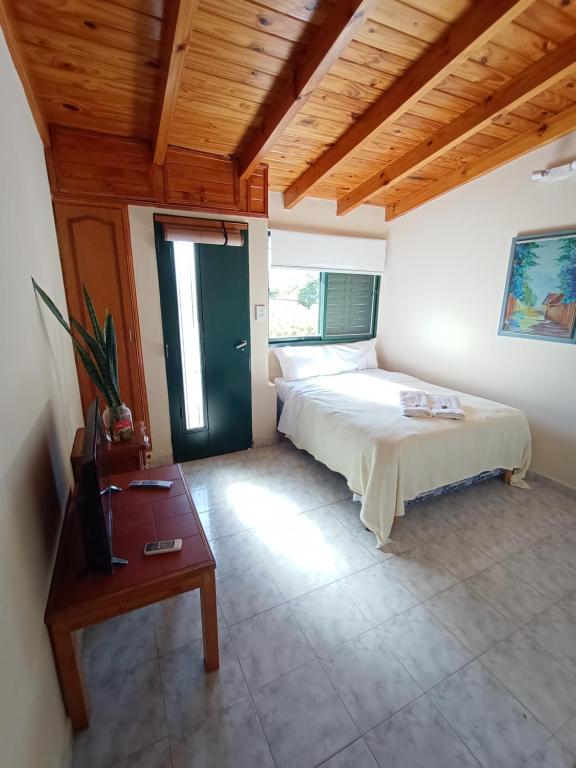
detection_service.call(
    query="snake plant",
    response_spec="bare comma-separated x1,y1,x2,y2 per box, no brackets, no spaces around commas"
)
32,278,121,408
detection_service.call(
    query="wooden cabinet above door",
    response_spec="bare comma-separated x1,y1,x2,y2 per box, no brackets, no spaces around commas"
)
54,202,150,441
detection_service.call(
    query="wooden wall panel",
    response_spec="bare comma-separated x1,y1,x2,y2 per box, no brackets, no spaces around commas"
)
51,128,157,201
48,127,268,217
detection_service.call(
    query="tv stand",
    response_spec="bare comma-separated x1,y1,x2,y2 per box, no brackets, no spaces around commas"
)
45,463,218,732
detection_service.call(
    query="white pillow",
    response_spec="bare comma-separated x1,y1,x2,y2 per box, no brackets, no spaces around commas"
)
272,339,377,381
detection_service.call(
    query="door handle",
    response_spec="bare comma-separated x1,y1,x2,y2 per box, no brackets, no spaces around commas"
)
234,340,248,351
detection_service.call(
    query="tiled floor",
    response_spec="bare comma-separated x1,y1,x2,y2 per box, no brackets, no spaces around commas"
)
72,441,576,768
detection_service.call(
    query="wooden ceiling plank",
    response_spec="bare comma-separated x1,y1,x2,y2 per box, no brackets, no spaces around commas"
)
0,0,49,145
153,0,199,166
283,0,534,208
236,0,376,180
387,100,576,220
337,33,576,214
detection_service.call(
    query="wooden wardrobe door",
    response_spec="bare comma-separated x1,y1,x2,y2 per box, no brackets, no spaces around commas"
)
54,202,150,438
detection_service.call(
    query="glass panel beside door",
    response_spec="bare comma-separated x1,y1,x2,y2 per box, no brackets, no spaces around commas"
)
155,219,252,463
173,241,206,431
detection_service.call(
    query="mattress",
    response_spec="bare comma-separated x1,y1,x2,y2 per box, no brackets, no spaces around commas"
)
275,369,531,546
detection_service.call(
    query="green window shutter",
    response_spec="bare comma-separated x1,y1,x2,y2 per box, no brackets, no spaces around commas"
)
324,273,376,338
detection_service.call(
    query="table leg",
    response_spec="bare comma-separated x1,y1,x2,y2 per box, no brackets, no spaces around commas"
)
200,570,219,672
49,625,90,731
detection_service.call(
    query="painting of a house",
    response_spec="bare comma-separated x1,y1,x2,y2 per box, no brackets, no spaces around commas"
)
500,231,576,342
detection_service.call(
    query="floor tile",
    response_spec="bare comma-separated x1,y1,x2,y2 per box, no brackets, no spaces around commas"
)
352,527,396,560
393,508,453,545
382,548,458,600
210,528,268,581
317,739,378,768
523,738,576,768
229,603,314,689
199,505,249,541
379,605,472,690
217,562,284,625
327,498,366,531
253,659,359,768
480,628,576,731
169,695,275,768
289,581,372,656
426,582,515,655
153,590,226,656
465,563,552,627
365,695,480,768
321,628,422,733
421,532,494,579
308,475,352,505
430,660,549,768
534,534,576,573
111,740,171,768
523,605,576,675
191,485,227,513
555,715,576,756
559,590,576,618
341,563,420,626
458,518,528,560
160,631,247,736
502,544,576,599
495,507,556,546
82,606,156,688
72,659,167,768
266,554,339,600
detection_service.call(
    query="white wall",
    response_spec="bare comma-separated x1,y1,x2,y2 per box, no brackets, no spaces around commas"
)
268,191,387,238
0,32,83,768
379,132,576,488
129,206,277,464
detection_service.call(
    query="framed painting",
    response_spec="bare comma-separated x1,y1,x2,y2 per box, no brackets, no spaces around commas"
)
499,229,576,343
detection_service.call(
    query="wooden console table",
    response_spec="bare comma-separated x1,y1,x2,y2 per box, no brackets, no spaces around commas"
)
70,424,149,480
45,464,218,732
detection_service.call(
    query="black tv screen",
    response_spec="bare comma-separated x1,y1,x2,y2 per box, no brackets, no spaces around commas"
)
77,398,114,572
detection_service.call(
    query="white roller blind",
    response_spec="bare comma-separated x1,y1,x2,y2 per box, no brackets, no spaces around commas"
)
270,228,386,274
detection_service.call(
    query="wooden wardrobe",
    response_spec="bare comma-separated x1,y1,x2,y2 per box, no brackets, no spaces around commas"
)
53,201,150,440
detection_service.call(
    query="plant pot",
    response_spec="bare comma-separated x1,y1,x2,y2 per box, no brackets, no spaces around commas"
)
103,403,134,442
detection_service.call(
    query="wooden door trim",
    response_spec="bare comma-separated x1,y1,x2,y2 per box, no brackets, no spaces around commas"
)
53,201,151,445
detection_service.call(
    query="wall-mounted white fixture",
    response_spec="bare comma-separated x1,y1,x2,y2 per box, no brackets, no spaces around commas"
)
269,229,386,274
531,160,576,182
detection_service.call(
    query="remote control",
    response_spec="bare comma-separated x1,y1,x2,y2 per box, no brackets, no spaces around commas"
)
129,480,173,489
143,539,182,556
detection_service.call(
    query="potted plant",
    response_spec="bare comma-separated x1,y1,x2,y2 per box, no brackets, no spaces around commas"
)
32,279,134,441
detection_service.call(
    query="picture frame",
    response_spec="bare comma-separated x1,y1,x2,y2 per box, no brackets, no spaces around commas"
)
499,229,576,344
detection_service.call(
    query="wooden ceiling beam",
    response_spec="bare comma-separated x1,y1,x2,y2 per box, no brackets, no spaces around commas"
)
283,0,534,209
386,102,576,221
337,34,576,215
236,0,375,181
0,0,49,146
153,0,199,166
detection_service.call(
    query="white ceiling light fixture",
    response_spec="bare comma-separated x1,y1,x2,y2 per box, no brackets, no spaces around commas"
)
531,159,576,182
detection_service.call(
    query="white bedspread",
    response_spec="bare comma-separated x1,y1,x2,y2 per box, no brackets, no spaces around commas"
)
277,369,531,546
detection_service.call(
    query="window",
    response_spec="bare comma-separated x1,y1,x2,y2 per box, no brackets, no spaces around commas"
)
269,267,379,343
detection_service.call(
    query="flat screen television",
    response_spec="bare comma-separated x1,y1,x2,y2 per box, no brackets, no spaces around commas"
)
77,398,126,572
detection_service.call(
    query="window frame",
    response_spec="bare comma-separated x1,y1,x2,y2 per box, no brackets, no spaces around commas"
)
269,270,380,346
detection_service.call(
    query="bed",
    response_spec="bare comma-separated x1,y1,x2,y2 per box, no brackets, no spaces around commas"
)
275,366,531,547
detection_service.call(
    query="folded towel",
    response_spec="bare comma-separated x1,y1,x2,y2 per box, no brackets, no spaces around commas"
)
428,393,465,419
399,390,432,418
431,407,465,420
403,405,433,418
399,391,465,419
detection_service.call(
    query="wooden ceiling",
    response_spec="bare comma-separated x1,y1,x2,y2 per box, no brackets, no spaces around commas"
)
3,0,576,218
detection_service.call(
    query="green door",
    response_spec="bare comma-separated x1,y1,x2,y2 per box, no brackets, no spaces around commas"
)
155,223,252,462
